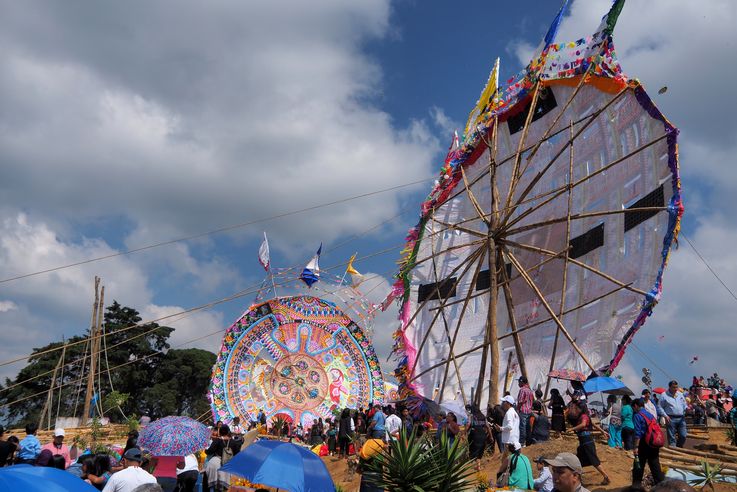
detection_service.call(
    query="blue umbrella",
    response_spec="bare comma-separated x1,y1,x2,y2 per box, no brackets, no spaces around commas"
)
0,464,98,491
584,376,631,394
221,440,335,492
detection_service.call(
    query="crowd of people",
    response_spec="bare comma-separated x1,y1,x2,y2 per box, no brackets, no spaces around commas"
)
1,374,735,492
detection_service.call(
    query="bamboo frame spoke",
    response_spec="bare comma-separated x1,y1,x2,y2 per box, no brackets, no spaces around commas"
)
504,206,668,238
504,249,596,371
408,245,487,376
502,238,648,297
498,282,633,341
428,219,468,405
501,86,631,225
502,131,669,235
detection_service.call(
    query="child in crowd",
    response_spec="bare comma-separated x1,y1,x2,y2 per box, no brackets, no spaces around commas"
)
15,423,41,464
533,456,554,492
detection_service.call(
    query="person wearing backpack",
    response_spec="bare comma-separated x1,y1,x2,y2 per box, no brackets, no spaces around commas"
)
203,424,240,491
632,398,665,487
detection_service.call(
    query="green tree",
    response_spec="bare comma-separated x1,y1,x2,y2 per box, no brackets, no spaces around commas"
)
138,348,216,419
0,335,88,425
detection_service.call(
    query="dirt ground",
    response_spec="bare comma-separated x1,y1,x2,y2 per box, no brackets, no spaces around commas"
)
323,432,737,492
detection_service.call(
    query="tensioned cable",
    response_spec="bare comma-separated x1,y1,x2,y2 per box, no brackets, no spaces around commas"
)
680,232,737,303
0,203,463,372
0,265,403,409
0,177,434,285
0,242,405,390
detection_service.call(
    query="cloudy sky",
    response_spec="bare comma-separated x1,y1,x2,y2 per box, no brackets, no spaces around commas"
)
0,0,735,405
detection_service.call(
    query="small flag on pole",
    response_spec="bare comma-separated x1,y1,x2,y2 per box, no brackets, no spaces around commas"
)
299,244,322,287
346,253,364,287
258,232,270,271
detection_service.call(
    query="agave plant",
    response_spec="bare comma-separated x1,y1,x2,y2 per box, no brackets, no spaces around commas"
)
688,460,726,491
365,428,477,492
271,415,288,436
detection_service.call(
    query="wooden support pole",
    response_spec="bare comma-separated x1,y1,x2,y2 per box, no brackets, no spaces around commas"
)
82,276,100,424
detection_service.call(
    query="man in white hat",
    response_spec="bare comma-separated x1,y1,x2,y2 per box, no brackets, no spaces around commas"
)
544,452,590,492
493,395,520,450
103,448,157,492
41,428,71,468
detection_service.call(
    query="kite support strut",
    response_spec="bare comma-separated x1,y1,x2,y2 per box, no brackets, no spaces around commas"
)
504,249,596,372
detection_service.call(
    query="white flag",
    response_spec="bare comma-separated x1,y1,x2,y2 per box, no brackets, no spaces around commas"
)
258,232,270,271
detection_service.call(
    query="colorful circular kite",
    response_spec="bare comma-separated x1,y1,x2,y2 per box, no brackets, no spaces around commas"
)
210,295,384,427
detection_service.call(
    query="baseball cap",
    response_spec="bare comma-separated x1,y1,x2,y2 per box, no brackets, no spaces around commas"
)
641,388,651,395
544,452,583,474
54,428,65,437
501,395,516,405
123,448,143,462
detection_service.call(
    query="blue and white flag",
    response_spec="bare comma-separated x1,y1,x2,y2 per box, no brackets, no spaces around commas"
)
299,244,322,287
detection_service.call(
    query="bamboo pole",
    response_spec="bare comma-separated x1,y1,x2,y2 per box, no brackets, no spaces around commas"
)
95,286,105,417
38,343,65,430
502,238,648,297
545,120,574,400
665,446,737,464
428,218,467,405
505,250,596,371
82,277,100,424
408,246,487,377
498,249,527,381
502,87,631,224
503,83,541,219
481,241,500,409
429,217,486,238
460,165,489,226
499,283,632,341
504,206,668,238
428,247,568,312
437,246,488,404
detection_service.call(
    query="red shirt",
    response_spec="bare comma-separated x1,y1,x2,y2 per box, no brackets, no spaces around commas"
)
153,456,180,479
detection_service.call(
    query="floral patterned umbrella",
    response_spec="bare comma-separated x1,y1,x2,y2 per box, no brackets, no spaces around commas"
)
138,416,210,456
548,369,587,382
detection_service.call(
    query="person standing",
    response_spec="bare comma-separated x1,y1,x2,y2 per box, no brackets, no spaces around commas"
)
621,395,635,451
567,399,611,485
488,404,505,453
728,394,737,446
658,380,688,448
642,389,658,420
517,376,534,446
494,395,520,451
41,428,71,469
548,389,566,435
632,398,665,487
175,454,199,492
385,407,402,443
368,404,386,440
466,405,491,468
434,411,447,444
338,408,355,457
605,395,623,449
